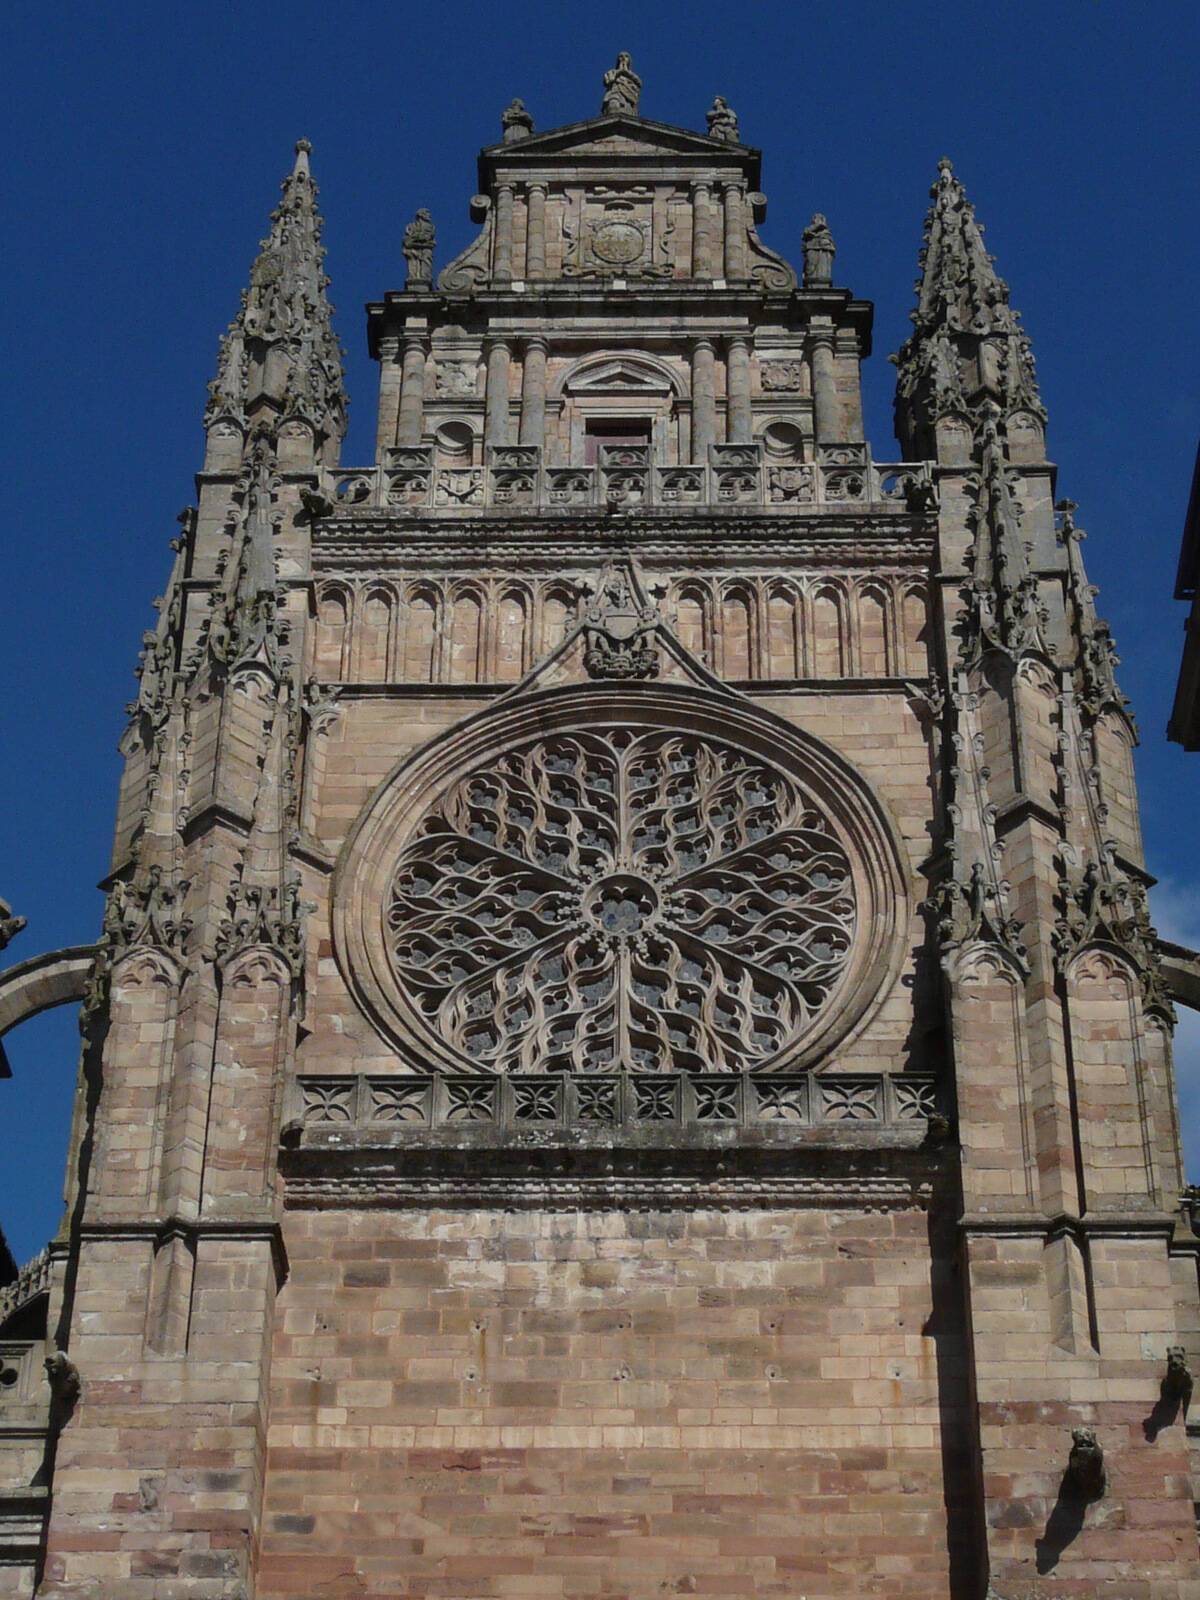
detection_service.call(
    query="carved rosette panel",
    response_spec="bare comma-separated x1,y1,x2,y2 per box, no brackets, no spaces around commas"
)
386,730,855,1075
336,686,908,1081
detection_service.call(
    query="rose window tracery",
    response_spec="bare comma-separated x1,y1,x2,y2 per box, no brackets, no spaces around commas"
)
385,729,856,1075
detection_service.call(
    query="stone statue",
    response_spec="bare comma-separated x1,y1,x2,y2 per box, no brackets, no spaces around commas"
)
501,98,534,143
402,208,435,287
706,96,739,144
601,52,642,116
803,213,836,287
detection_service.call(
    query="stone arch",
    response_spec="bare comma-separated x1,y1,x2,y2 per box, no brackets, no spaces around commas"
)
765,578,802,679
355,583,397,682
811,580,848,677
447,582,486,684
670,580,712,665
854,579,892,677
718,582,756,678
398,582,441,682
493,583,533,682
0,946,96,1051
314,582,352,681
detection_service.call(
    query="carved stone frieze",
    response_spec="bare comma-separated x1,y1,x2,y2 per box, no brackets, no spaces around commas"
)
579,567,662,679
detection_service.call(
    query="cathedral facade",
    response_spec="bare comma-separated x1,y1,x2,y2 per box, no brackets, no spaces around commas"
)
2,55,1199,1599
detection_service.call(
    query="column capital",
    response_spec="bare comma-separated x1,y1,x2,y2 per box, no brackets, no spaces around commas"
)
525,180,547,195
377,335,400,360
692,336,716,354
484,333,511,353
523,334,550,353
402,332,429,353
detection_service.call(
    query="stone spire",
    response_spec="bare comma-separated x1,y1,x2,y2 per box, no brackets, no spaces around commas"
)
892,158,1045,462
204,139,347,466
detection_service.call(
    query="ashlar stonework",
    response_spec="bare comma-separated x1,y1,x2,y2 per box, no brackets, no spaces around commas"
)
3,52,1199,1600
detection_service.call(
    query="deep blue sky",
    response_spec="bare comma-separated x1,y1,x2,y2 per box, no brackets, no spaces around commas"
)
2,2,1198,1260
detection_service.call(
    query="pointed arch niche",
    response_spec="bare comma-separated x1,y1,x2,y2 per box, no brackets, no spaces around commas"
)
552,352,687,465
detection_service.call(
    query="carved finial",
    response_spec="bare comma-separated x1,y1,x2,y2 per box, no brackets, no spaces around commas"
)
501,98,534,143
402,208,436,288
601,51,642,115
706,95,739,144
204,141,346,454
802,213,836,287
1066,1428,1106,1498
0,897,26,954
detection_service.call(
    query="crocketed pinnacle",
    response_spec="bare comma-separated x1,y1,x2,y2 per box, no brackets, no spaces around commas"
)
205,139,347,455
893,158,1044,460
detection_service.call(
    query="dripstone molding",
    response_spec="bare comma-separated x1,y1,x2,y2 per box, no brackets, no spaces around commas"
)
3,52,1199,1600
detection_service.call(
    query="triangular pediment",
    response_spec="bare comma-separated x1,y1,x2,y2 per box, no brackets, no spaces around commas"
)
481,114,759,168
566,358,674,394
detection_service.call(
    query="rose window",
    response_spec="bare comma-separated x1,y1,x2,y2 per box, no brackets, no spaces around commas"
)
385,729,856,1075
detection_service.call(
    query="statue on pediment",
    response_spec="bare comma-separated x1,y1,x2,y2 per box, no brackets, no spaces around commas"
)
601,52,642,116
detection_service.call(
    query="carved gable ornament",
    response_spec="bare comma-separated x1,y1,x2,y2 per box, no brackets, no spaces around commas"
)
334,685,908,1079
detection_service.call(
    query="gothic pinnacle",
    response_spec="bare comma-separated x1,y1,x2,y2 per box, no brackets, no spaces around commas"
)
204,139,347,463
892,156,1045,462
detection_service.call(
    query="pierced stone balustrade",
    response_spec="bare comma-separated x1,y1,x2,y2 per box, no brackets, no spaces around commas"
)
324,444,935,516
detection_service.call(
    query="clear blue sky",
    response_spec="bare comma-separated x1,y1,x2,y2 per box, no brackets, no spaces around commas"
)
2,2,1198,1261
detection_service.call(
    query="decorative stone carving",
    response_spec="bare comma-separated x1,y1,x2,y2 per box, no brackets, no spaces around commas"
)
927,861,1027,971
384,728,856,1076
601,51,642,115
216,877,308,976
1066,1427,1106,1498
802,213,836,287
705,96,739,144
402,208,436,287
0,896,26,953
961,406,1051,665
760,360,803,391
580,568,661,680
435,361,477,397
1053,855,1173,1020
501,98,534,142
101,866,192,959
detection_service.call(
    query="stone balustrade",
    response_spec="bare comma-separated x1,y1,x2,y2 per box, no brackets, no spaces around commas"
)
324,443,936,516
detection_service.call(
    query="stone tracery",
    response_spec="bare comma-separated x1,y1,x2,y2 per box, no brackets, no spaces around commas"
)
386,728,855,1075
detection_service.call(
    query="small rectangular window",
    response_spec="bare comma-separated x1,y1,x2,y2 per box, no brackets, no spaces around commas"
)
584,419,651,464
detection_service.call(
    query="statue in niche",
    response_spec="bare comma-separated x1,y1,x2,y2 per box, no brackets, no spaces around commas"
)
601,52,642,116
402,208,436,287
706,96,739,144
501,98,534,143
802,213,836,287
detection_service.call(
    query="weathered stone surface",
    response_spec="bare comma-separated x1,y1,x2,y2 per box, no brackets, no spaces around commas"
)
4,55,1198,1600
